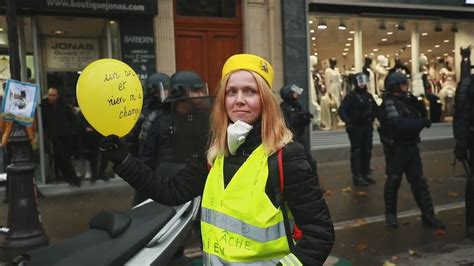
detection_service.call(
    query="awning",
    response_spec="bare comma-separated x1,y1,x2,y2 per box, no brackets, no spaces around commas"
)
309,0,474,20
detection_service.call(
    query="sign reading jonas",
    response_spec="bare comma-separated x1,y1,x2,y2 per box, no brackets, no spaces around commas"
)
45,38,99,71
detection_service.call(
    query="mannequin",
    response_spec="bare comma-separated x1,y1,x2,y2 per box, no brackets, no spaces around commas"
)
421,54,442,123
309,55,321,127
419,55,431,94
0,57,11,98
438,59,456,118
362,57,376,97
411,55,426,96
374,55,388,97
389,56,410,75
325,58,343,106
320,92,339,130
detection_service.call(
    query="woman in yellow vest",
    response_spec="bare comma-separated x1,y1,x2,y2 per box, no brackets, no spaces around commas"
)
101,54,335,265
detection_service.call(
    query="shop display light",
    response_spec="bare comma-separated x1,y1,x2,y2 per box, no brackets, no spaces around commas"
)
0,28,4,32
338,20,347,30
387,31,393,35
317,20,327,30
444,39,450,43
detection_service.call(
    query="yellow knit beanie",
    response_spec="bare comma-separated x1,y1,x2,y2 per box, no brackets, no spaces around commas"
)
221,54,274,88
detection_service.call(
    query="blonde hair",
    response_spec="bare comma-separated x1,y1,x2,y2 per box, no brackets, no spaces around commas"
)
206,70,293,165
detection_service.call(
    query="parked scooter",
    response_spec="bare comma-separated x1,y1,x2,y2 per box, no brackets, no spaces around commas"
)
15,197,200,266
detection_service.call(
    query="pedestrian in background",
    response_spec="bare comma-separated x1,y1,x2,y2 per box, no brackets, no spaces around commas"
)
40,87,81,187
100,54,334,265
338,73,378,186
377,72,444,229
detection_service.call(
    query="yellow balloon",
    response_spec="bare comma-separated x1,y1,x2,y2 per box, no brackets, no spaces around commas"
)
76,59,143,137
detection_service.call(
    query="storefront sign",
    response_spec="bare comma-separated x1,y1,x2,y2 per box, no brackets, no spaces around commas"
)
0,79,39,126
0,0,158,16
44,38,99,71
119,18,156,83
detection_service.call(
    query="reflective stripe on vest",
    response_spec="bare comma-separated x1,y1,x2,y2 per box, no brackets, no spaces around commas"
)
201,144,291,264
201,207,286,242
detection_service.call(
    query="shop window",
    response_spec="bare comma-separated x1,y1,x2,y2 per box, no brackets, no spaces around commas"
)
176,0,237,18
308,16,458,131
418,22,455,122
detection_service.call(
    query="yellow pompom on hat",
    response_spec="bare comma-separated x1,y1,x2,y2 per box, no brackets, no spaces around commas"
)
221,54,274,88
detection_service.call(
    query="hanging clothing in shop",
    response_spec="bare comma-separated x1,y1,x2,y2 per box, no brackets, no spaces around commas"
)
320,93,339,130
325,67,343,106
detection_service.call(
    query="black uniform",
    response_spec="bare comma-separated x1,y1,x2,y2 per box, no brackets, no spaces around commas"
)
279,85,317,175
378,89,444,229
338,87,377,185
453,72,474,238
134,70,207,206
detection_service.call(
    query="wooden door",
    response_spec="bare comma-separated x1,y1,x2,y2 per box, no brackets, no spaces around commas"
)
175,30,209,86
174,0,242,95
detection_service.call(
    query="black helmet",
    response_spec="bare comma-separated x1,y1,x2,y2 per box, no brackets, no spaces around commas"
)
145,72,170,96
280,84,303,101
169,70,205,98
385,72,409,92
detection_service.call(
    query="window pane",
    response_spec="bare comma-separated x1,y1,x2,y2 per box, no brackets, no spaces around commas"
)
176,0,236,18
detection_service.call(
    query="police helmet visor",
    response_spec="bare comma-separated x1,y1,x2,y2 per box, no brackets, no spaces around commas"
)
356,74,369,88
290,84,303,95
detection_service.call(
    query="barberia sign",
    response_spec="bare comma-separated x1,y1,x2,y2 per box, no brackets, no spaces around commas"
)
45,38,99,71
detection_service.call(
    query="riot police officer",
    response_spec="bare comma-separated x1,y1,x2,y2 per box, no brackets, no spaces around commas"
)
453,45,474,239
378,72,445,229
135,70,209,205
338,73,378,186
125,72,170,157
279,84,317,175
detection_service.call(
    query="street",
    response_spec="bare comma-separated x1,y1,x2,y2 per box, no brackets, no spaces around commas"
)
1,148,473,265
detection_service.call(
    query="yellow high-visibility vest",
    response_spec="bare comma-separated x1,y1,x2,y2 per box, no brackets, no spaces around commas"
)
201,144,292,265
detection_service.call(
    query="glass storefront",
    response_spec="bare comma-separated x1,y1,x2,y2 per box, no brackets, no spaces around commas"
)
0,15,122,185
308,15,461,131
0,1,157,188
